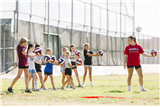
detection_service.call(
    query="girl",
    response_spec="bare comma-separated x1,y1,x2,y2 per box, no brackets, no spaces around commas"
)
28,43,42,91
42,48,56,90
70,44,82,87
124,36,156,92
34,44,47,90
7,37,31,93
61,51,79,89
58,47,67,85
82,43,99,87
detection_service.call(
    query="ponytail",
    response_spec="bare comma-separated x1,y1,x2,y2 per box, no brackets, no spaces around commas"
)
128,36,137,44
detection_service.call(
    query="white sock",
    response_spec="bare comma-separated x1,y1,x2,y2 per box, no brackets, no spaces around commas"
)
83,82,85,84
141,85,144,89
28,82,30,88
34,82,38,90
128,86,131,90
90,81,93,84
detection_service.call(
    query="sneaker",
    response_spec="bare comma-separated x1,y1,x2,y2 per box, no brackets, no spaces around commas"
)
90,83,95,86
40,87,43,90
53,87,57,90
82,83,85,87
78,84,83,87
70,86,73,88
7,87,13,93
141,88,147,92
61,87,65,90
25,89,32,93
32,88,35,91
34,89,39,91
43,88,48,90
128,89,133,92
66,84,70,88
73,87,76,90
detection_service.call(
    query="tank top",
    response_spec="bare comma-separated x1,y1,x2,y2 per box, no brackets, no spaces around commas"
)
70,52,76,62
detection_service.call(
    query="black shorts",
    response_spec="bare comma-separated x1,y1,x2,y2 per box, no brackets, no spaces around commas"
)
127,65,141,70
35,63,42,72
71,62,77,69
65,68,72,76
44,72,52,75
19,66,28,69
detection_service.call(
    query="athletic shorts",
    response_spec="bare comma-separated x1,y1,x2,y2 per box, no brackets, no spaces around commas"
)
29,69,36,73
84,65,92,68
19,66,28,69
127,65,141,70
71,62,77,69
35,63,42,72
60,67,65,73
65,68,72,76
44,72,52,75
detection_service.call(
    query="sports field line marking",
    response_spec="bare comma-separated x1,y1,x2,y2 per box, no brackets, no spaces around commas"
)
81,96,159,101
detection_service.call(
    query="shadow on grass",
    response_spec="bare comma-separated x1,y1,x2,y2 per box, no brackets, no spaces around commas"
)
133,92,140,94
104,90,125,93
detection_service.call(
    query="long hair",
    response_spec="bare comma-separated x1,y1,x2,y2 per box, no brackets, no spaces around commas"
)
128,36,137,44
70,44,75,52
28,43,34,50
65,51,71,60
83,43,89,51
18,37,28,45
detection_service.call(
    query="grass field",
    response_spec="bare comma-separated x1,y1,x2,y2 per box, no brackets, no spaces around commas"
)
1,74,160,106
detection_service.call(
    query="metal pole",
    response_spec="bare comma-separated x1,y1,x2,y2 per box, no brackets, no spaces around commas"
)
58,0,61,57
133,0,135,36
16,0,19,65
3,25,5,72
29,0,32,42
116,13,118,66
13,10,16,66
71,0,73,44
106,0,109,66
158,37,159,64
153,37,154,64
90,0,92,50
120,0,122,65
148,35,149,64
143,34,144,64
47,0,49,48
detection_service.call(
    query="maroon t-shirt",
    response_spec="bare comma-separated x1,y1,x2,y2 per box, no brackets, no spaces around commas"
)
17,45,29,67
124,44,144,66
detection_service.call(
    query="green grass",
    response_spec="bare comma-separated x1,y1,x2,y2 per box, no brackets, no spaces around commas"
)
1,74,160,106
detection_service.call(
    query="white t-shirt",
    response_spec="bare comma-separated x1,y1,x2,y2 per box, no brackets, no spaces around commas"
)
28,52,37,70
70,52,76,62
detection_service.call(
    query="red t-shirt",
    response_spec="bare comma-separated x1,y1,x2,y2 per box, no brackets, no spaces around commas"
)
17,45,29,67
124,44,144,66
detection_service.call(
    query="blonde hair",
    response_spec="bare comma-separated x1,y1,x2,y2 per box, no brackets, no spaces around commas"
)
83,43,89,50
19,37,28,45
65,51,71,58
62,47,68,52
46,48,52,54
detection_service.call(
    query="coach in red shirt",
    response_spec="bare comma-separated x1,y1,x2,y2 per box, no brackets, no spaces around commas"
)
124,36,156,92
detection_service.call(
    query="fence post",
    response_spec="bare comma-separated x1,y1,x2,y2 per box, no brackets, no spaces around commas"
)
71,0,73,44
47,0,49,48
106,0,109,66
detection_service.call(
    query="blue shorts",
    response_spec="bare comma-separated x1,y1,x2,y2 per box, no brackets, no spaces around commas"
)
29,69,36,73
60,67,65,73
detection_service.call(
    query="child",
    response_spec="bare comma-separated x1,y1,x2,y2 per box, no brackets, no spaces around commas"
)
34,44,47,90
61,51,79,90
70,44,82,87
28,43,42,91
42,48,56,90
7,37,31,93
59,47,67,85
82,43,99,87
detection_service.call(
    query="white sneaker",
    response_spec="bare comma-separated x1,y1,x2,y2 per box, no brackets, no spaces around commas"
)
128,89,133,92
82,83,85,87
73,87,76,90
66,84,70,88
90,83,95,86
141,88,147,92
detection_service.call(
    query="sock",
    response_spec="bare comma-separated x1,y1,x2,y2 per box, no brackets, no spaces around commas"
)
34,82,38,90
90,81,93,84
141,85,144,89
82,82,85,85
28,82,30,88
128,86,131,90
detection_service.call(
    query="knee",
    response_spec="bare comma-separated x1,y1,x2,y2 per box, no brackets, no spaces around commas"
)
84,72,87,76
16,75,21,79
139,74,143,79
128,76,132,79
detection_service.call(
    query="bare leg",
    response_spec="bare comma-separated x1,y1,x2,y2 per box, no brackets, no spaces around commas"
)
37,72,45,88
127,68,134,86
73,68,81,85
24,68,29,89
41,74,48,87
63,75,71,87
62,72,65,85
136,68,143,86
89,67,92,82
83,66,88,82
10,69,23,88
49,75,55,88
